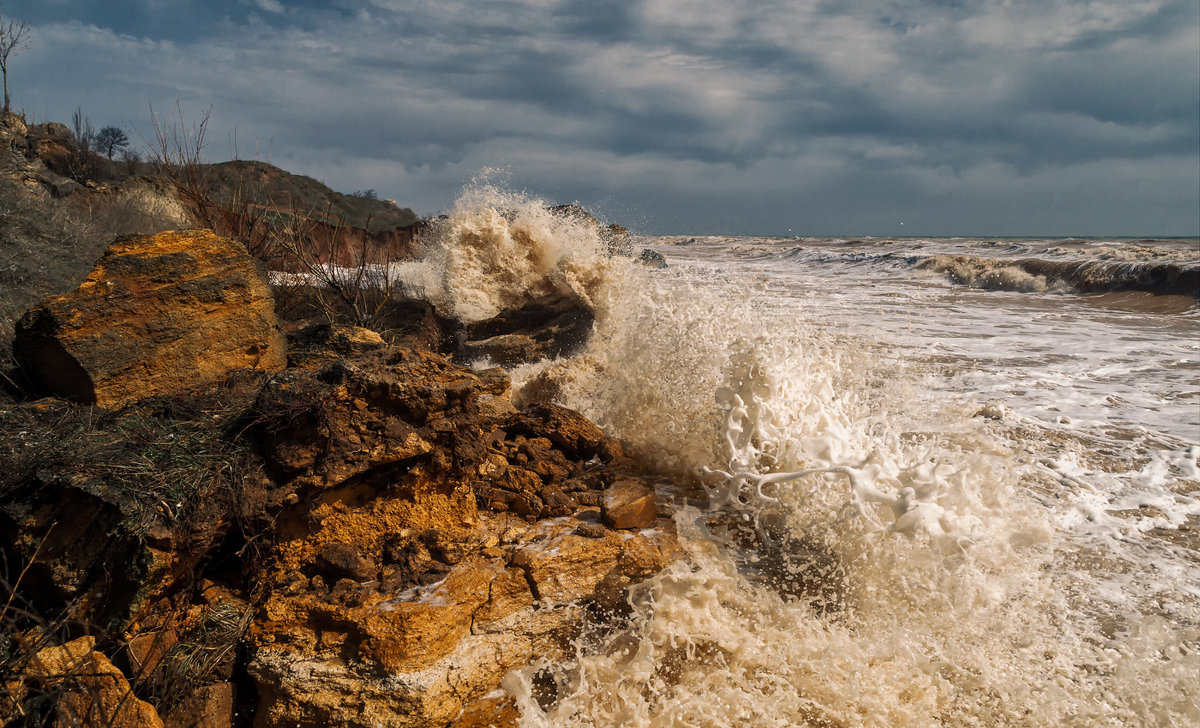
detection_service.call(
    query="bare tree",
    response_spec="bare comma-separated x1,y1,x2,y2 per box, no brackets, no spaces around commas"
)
67,106,98,181
95,126,130,159
0,14,31,114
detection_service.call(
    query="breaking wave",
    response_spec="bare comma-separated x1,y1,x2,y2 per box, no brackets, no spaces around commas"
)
916,254,1200,297
415,182,1200,727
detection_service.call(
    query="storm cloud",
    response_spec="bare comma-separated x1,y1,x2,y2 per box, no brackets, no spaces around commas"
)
6,0,1197,234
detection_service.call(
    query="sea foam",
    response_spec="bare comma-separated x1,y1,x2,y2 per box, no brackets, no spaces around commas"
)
415,182,1200,727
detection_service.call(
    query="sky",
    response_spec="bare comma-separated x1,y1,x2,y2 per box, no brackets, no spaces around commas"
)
2,0,1197,236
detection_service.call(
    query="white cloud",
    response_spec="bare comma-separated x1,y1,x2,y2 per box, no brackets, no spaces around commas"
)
254,0,286,14
9,0,1197,234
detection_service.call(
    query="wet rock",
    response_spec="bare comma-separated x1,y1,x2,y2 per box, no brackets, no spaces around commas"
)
511,518,677,605
638,248,668,268
574,523,608,539
447,694,519,728
13,229,286,408
504,403,617,462
601,479,658,530
379,299,456,352
250,486,679,728
458,292,594,367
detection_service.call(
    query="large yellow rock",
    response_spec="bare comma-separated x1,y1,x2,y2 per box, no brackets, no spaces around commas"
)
17,636,164,728
14,229,286,407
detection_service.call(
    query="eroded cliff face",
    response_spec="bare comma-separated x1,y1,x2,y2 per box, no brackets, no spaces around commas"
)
1,226,681,728
247,339,679,727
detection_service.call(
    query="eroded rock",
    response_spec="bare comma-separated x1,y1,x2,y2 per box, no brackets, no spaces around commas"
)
249,505,677,728
14,229,286,407
601,479,659,530
16,636,164,728
247,343,679,727
458,292,594,367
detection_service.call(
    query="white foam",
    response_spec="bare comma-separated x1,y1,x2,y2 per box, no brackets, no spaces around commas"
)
417,187,1199,726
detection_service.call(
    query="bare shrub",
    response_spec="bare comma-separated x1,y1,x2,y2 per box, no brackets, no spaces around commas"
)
268,210,402,329
143,103,405,330
144,103,286,266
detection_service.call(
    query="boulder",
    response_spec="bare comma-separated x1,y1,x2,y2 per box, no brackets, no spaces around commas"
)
458,292,594,367
601,479,659,530
15,636,163,728
638,248,668,268
14,229,286,408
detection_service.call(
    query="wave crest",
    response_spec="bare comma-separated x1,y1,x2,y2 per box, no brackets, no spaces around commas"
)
917,254,1200,297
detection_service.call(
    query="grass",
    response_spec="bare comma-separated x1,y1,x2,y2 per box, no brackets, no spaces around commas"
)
0,370,267,535
0,373,271,725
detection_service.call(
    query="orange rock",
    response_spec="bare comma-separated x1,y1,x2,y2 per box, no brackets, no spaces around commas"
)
14,229,286,407
164,682,234,728
20,636,164,728
448,694,520,728
126,627,178,679
601,479,658,530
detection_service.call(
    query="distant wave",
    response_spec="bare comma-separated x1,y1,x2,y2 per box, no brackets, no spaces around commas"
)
916,255,1200,297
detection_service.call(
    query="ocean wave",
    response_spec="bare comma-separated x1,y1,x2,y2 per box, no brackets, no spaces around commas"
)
411,184,1197,726
916,254,1200,297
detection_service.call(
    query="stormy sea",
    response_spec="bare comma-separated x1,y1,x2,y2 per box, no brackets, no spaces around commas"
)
404,182,1200,727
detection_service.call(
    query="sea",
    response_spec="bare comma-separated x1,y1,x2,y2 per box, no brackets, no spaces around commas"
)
402,183,1200,727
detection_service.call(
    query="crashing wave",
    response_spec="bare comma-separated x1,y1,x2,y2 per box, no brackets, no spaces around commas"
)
916,254,1200,297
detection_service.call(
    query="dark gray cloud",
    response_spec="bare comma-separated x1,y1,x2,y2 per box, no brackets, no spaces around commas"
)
1,0,1196,234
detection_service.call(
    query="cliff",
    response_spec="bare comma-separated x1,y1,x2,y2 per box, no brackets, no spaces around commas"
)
0,225,678,727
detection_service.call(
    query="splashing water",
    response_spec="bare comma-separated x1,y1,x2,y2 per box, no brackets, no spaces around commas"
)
420,172,625,323
414,183,1200,727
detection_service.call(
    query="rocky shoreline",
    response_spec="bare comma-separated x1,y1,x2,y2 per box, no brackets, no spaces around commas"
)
0,228,681,727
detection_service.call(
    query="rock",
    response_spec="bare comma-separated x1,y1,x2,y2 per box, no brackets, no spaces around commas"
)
254,346,512,489
511,518,676,605
459,292,594,367
505,403,618,461
638,248,668,268
286,322,386,368
378,299,456,352
0,110,27,136
315,541,377,581
0,457,174,629
249,510,678,728
17,636,164,728
246,343,678,727
126,628,178,679
448,695,519,728
601,479,658,530
27,121,71,140
164,682,235,728
546,203,598,226
13,229,287,408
